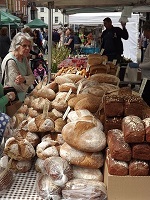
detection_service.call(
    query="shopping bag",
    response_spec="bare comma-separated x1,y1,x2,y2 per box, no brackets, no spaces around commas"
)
6,101,22,117
3,87,19,106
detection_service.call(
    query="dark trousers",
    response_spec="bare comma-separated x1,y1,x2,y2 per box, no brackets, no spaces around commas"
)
142,79,150,106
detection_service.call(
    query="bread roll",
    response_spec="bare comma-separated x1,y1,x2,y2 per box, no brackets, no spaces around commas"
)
62,178,107,200
60,142,104,169
10,159,32,173
62,115,106,152
73,166,103,181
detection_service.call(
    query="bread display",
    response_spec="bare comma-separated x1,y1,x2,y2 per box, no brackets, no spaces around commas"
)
129,160,149,176
122,115,145,143
4,137,35,161
132,143,150,160
73,166,103,181
143,118,150,142
60,142,104,169
62,178,107,200
107,129,131,161
44,156,73,187
104,95,124,117
106,149,128,176
62,115,106,152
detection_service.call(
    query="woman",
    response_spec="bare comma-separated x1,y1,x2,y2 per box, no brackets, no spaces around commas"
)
0,83,16,113
0,27,11,61
1,32,35,102
64,28,74,54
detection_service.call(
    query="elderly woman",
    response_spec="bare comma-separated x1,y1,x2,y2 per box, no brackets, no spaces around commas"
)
1,32,35,102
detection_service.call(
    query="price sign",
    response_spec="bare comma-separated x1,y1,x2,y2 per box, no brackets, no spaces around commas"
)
77,82,82,95
86,63,90,72
63,106,71,120
65,88,72,102
100,48,105,55
113,59,117,65
139,78,147,97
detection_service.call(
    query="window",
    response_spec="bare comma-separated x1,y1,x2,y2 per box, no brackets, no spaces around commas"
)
40,7,44,12
55,9,58,12
41,17,44,22
55,17,58,23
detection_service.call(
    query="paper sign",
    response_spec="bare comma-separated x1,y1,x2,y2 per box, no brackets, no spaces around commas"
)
102,60,107,65
65,88,72,102
100,48,105,55
63,106,71,120
116,66,120,77
113,59,117,65
77,82,82,95
139,78,147,97
86,63,90,72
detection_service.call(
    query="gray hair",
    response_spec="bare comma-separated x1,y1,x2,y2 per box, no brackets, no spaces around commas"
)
9,32,33,51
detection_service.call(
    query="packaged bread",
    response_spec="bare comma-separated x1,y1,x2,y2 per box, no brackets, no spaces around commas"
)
107,129,131,161
62,115,106,152
62,178,107,200
60,142,104,169
122,115,145,143
129,160,149,176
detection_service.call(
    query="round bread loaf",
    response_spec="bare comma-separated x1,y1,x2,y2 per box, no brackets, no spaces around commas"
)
62,115,106,152
10,159,32,172
60,142,104,169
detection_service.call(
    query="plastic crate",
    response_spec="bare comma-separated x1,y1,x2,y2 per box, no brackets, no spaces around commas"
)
81,47,100,54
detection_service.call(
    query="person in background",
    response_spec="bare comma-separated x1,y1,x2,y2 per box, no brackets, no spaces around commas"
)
64,28,74,54
0,27,11,61
79,29,85,45
1,32,35,102
101,17,129,62
0,83,16,113
139,32,148,62
33,60,47,83
85,32,94,46
33,29,44,53
129,21,150,106
52,29,60,47
74,32,82,53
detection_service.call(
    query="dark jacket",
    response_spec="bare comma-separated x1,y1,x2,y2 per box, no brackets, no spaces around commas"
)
0,35,11,59
101,26,129,61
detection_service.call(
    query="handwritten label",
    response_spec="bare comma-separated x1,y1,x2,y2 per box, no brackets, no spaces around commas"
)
139,78,147,97
77,82,82,95
65,88,72,102
100,48,105,55
63,106,71,120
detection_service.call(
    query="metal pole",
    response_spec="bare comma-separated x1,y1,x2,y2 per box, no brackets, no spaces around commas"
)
47,1,54,83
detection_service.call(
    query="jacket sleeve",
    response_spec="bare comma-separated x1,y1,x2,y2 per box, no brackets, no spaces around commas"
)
0,84,9,108
121,27,129,40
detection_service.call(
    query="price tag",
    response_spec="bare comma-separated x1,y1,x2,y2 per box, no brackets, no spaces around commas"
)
139,78,147,97
116,66,120,77
100,48,105,55
113,59,117,65
65,88,72,102
77,82,82,95
63,106,71,120
86,63,90,72
102,60,107,65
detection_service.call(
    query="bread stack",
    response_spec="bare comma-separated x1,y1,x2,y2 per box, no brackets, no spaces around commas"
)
106,115,150,176
103,87,149,133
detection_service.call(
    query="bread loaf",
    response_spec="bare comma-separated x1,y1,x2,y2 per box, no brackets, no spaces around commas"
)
54,118,67,133
10,159,32,173
104,117,122,134
106,148,128,176
62,115,106,152
59,82,77,93
60,142,104,169
62,178,107,200
107,129,131,161
132,143,150,160
122,115,145,143
129,160,149,176
143,118,150,142
90,73,120,85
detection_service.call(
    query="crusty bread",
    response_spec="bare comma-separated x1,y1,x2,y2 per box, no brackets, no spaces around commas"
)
10,159,32,173
90,73,120,85
54,118,67,133
59,82,77,93
60,142,104,169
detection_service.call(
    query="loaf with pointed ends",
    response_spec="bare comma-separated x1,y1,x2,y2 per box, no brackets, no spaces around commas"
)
60,142,104,169
122,115,145,143
62,178,107,200
73,166,103,181
107,129,131,161
4,137,35,161
36,173,62,200
62,115,105,152
44,156,73,187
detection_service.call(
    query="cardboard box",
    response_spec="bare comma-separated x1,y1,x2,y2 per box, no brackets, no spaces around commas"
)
104,162,150,200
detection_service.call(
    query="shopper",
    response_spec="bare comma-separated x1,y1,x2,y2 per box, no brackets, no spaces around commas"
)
139,32,148,62
0,27,11,61
101,17,129,62
0,83,16,113
33,60,47,83
64,28,74,54
129,21,150,106
1,32,35,102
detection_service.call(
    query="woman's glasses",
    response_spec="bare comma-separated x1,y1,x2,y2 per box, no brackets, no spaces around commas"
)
20,44,31,49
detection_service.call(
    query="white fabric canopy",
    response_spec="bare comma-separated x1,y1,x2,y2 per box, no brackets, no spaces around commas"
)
69,12,139,62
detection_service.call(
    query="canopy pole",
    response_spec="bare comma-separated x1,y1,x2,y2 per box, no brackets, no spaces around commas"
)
47,1,54,82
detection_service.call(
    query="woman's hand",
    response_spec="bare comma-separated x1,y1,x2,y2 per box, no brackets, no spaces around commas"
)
7,92,16,101
15,75,26,84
